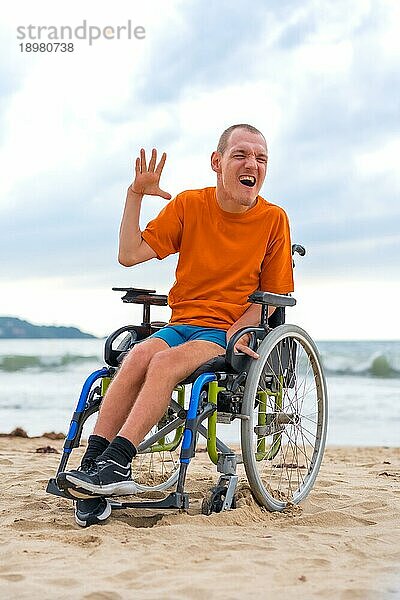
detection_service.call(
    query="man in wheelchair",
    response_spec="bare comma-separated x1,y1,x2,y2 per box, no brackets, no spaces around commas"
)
57,123,295,524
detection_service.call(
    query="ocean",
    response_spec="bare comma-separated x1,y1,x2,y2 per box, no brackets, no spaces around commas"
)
0,339,399,446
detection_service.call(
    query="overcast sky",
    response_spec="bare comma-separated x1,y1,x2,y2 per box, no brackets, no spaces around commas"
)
1,0,399,339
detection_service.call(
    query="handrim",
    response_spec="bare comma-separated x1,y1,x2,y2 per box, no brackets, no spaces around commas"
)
241,324,328,511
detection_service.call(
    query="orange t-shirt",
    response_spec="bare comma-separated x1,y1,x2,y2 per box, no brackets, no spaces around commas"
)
141,187,294,330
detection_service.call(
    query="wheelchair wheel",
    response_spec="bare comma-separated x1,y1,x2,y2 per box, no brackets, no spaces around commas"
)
241,324,328,511
131,397,184,493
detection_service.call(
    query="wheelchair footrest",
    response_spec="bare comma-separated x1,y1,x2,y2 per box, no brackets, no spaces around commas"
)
46,477,74,499
109,491,189,511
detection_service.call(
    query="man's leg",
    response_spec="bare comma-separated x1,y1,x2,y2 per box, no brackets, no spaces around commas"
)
58,340,224,497
73,337,170,520
92,336,169,441
119,339,224,446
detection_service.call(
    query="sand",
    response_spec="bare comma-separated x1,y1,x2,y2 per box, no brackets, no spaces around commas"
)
0,436,399,600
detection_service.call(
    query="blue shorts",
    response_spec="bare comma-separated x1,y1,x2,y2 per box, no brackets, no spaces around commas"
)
149,325,227,349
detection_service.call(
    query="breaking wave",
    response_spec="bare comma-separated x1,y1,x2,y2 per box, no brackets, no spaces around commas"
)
0,354,100,372
322,352,400,378
1,345,399,379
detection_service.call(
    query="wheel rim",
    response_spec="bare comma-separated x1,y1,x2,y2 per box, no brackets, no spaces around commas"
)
132,445,180,493
132,425,181,493
242,326,327,510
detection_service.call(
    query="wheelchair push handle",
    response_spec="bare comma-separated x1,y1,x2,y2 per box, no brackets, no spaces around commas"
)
292,244,306,256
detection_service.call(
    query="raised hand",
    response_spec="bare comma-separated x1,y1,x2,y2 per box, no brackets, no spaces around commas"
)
130,148,171,200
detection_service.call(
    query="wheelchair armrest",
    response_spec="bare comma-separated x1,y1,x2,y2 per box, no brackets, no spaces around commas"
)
104,325,149,367
225,326,266,372
112,287,168,306
248,291,296,308
113,287,156,294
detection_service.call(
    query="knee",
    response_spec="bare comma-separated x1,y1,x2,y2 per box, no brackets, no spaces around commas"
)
118,344,148,378
119,341,163,375
146,350,179,383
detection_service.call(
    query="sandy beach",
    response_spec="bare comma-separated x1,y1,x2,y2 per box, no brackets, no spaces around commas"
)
0,435,399,599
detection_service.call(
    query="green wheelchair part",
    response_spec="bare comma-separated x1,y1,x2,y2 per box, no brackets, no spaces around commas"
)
206,380,226,465
255,380,283,462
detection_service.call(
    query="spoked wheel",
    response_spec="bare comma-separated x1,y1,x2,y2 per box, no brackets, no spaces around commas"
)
131,391,185,494
241,324,328,511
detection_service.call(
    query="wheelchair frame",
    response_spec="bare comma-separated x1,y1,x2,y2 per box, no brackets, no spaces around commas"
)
47,245,328,517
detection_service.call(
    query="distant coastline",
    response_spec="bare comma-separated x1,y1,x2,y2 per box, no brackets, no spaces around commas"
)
0,317,96,339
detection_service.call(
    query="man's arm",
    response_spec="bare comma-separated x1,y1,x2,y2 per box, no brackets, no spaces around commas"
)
118,149,171,267
118,188,156,266
226,303,276,359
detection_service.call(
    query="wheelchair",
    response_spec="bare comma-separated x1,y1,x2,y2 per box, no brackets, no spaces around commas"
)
47,244,328,519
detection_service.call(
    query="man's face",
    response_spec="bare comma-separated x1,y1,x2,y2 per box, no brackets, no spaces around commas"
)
212,128,268,208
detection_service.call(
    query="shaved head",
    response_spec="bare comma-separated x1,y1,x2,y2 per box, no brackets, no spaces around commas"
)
217,124,267,155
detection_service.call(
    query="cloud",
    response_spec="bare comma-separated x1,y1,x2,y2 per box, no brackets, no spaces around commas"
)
1,0,399,338
131,0,274,105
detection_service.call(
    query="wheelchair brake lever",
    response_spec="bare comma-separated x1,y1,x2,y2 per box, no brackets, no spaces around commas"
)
229,371,247,393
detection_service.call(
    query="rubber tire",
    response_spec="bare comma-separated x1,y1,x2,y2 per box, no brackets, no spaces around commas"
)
241,324,328,511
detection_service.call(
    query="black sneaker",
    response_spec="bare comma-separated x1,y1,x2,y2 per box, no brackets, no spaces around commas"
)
73,458,112,526
57,457,139,498
75,496,112,527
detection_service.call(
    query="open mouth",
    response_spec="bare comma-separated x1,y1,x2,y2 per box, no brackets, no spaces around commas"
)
239,175,256,188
